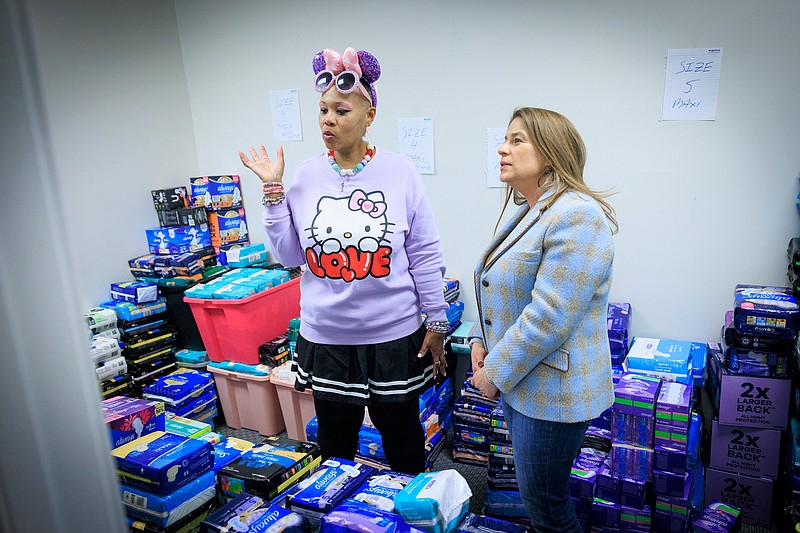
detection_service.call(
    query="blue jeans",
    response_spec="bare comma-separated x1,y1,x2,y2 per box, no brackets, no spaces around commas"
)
502,398,589,533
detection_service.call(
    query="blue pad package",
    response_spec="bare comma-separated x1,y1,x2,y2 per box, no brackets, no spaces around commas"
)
142,369,214,408
112,431,213,494
346,471,416,512
120,470,215,528
287,458,377,528
320,501,426,533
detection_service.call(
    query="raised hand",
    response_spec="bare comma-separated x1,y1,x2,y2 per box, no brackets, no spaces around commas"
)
238,144,285,183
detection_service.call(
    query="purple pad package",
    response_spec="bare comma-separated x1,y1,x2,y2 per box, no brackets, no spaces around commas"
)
591,498,620,529
611,443,653,482
620,504,651,531
693,500,742,533
653,469,690,498
655,422,688,451
656,381,692,428
612,410,654,448
654,445,688,476
733,284,800,339
614,373,662,417
569,450,605,500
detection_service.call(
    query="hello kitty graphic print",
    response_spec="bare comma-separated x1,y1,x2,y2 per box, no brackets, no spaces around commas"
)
304,188,394,281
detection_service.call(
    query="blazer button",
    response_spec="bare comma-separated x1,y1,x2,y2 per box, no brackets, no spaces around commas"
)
481,280,489,287
484,319,492,326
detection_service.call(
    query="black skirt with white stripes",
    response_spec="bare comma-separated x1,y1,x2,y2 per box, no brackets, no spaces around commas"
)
293,324,434,405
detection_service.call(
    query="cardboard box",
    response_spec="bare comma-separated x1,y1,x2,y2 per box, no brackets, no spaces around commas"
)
102,396,165,449
704,466,774,528
709,419,782,479
706,346,791,430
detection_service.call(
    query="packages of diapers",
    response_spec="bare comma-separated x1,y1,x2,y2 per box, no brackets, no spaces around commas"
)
201,493,308,533
394,470,472,533
286,458,376,528
121,470,216,528
112,431,213,494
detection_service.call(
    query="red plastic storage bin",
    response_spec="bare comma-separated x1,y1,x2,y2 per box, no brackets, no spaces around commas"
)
184,277,300,364
207,365,285,436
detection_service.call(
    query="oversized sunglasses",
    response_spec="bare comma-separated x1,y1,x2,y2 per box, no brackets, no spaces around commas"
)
314,70,372,105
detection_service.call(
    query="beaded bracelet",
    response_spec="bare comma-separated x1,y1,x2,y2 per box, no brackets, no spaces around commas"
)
262,193,285,206
262,180,283,187
263,186,284,195
425,320,449,334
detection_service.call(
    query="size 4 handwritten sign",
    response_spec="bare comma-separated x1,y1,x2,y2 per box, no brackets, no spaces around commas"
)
661,48,723,121
397,117,435,175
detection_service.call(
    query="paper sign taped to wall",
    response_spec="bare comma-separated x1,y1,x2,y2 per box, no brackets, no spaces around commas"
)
661,48,723,121
397,117,434,174
269,89,303,141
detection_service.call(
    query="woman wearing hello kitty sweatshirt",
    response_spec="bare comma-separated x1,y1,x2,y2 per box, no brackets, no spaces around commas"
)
239,46,448,474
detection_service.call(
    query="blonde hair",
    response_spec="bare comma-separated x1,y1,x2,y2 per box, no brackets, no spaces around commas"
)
495,107,618,234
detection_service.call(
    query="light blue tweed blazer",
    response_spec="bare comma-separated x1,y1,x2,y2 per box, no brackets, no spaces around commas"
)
470,190,615,423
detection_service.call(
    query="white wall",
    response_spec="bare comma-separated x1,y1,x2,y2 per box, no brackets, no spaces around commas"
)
31,0,200,306
175,0,800,343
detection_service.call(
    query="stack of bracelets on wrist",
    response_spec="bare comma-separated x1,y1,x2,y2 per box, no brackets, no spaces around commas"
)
262,181,285,206
425,320,449,334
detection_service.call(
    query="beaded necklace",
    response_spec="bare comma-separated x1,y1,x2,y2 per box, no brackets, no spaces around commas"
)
328,143,375,191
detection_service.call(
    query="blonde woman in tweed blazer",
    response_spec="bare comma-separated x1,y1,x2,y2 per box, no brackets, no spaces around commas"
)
469,107,617,532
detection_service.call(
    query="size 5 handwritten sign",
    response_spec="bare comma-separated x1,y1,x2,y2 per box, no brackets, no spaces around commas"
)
397,117,435,175
660,48,723,121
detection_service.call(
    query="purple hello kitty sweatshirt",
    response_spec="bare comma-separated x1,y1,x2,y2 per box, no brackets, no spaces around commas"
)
262,149,448,345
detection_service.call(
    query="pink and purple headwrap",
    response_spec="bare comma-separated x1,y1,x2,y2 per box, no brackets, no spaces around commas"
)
312,47,381,107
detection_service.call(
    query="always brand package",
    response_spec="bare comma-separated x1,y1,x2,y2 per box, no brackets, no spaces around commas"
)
345,471,415,512
287,458,376,527
201,493,308,533
121,470,216,528
146,225,212,256
112,431,213,494
202,175,243,211
142,369,214,408
394,470,472,533
102,396,165,449
320,501,426,533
